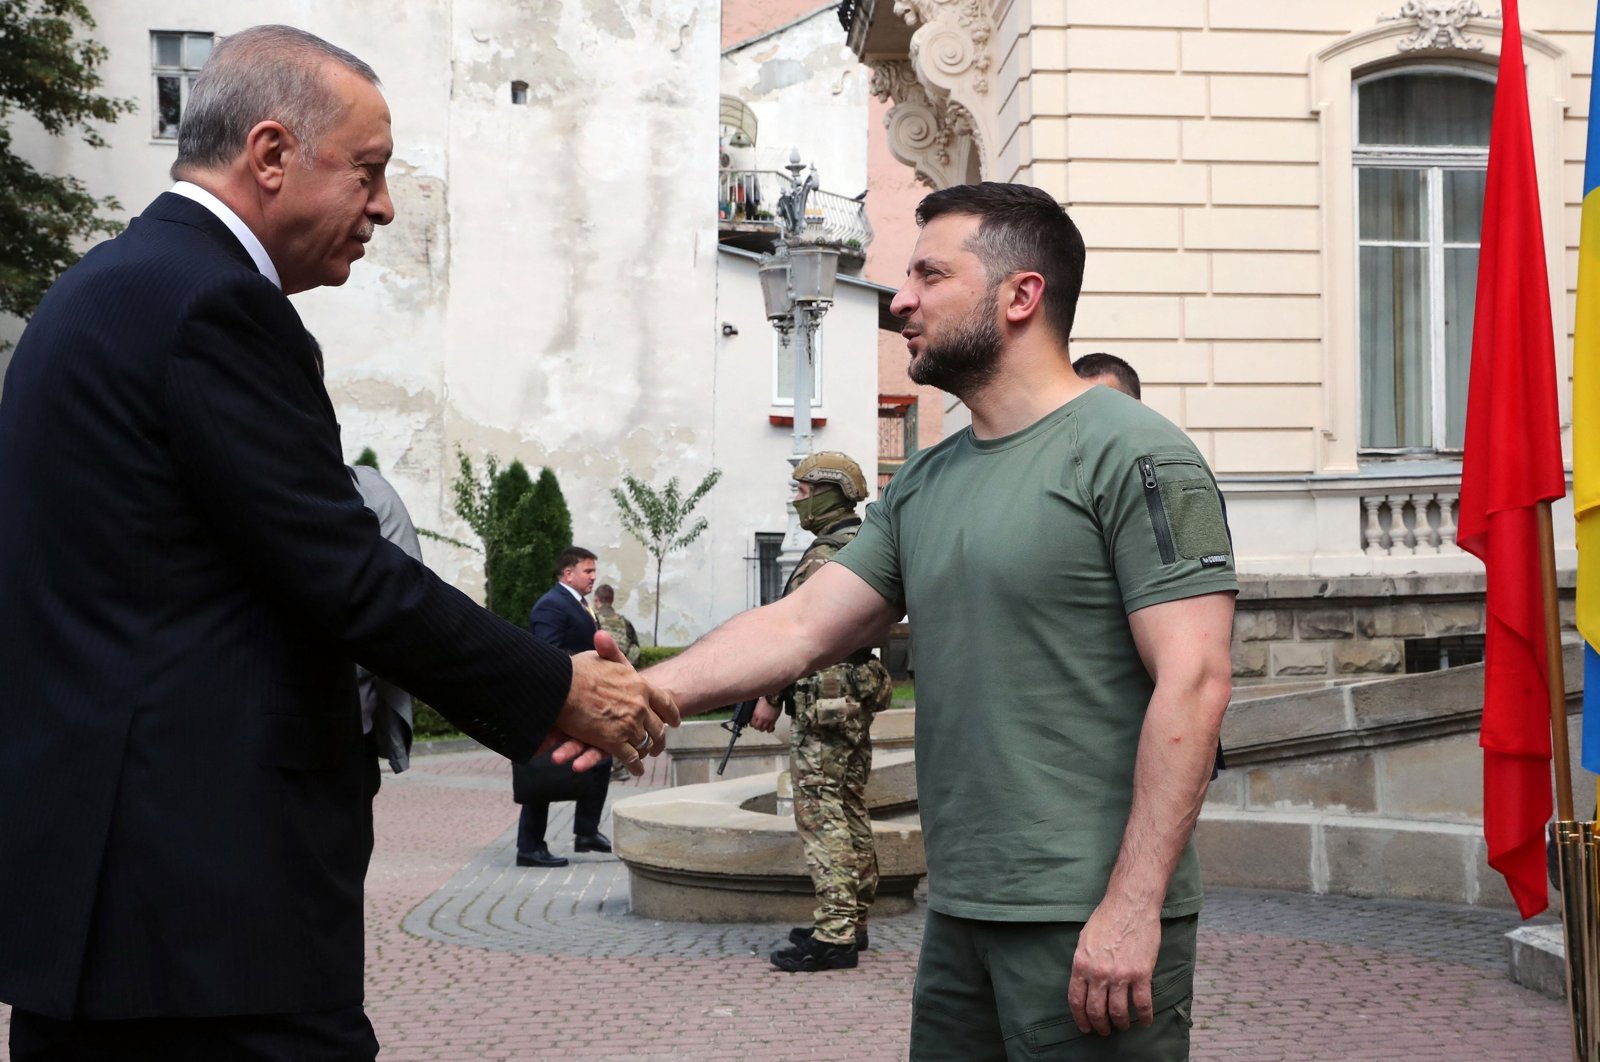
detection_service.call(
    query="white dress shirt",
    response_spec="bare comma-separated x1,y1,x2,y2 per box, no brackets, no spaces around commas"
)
169,181,281,290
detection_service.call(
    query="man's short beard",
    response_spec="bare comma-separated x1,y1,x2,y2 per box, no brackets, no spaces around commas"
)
908,286,1004,395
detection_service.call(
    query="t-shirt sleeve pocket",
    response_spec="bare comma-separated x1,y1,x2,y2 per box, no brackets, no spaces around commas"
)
1143,452,1230,564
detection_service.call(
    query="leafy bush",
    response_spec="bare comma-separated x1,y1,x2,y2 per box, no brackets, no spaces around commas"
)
524,466,573,601
442,449,573,626
411,700,459,740
485,461,541,623
353,447,380,470
637,645,685,668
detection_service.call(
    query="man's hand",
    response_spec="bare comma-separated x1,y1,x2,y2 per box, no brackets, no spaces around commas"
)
546,630,680,777
1067,899,1161,1036
749,697,781,733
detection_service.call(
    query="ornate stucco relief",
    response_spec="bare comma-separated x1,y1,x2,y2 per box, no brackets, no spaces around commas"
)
1380,1,1496,52
870,60,974,189
868,0,997,189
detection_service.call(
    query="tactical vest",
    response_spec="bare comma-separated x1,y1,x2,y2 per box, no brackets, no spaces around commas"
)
785,517,888,713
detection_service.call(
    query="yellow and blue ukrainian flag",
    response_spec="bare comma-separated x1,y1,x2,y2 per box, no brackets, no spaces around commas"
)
1576,7,1600,776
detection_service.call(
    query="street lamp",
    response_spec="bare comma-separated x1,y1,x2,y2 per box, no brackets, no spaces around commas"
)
764,150,842,578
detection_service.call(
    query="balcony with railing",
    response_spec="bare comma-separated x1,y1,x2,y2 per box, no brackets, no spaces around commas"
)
876,394,918,490
718,169,872,270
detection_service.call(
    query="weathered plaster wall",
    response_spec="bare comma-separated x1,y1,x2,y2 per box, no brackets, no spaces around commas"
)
4,1,773,641
711,249,883,606
431,0,723,636
721,6,867,197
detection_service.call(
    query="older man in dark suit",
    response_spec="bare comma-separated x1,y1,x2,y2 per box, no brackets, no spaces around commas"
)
515,546,617,867
0,25,676,1061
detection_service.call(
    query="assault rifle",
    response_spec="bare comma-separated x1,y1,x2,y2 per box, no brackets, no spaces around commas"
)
716,698,761,776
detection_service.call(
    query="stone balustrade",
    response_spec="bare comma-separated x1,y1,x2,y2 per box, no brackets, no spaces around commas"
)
1360,488,1460,555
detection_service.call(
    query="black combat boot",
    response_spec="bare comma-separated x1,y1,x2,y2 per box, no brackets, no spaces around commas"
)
788,925,870,950
770,933,859,972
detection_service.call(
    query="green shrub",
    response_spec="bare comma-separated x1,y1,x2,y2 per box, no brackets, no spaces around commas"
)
485,460,538,623
411,700,459,739
637,645,685,668
525,466,573,598
353,446,380,470
443,450,574,627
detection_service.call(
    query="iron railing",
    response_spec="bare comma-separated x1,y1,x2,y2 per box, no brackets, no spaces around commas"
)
877,395,919,490
718,169,873,254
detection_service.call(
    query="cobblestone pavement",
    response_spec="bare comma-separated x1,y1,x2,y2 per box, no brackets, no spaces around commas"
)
0,749,1573,1060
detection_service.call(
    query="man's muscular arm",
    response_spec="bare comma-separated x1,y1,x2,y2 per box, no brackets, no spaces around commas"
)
647,563,898,717
1068,590,1234,1036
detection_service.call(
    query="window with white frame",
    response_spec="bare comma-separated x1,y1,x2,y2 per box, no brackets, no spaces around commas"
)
773,324,824,407
1355,67,1492,452
151,31,214,139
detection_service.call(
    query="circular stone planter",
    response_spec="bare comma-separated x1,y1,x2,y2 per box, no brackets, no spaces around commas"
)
613,750,925,922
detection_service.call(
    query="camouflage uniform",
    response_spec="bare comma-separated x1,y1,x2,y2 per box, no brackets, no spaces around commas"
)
785,517,893,947
594,603,640,666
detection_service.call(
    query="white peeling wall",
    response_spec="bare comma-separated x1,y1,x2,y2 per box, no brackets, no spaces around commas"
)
6,1,756,639
409,0,724,631
721,7,868,200
709,252,883,628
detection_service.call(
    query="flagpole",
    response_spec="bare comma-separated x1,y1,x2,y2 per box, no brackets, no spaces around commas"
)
1539,500,1576,822
1541,500,1594,1062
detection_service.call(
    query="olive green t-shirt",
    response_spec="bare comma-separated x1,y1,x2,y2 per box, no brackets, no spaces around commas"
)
833,386,1238,921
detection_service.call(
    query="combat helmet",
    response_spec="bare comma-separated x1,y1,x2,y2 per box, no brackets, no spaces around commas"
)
792,451,868,503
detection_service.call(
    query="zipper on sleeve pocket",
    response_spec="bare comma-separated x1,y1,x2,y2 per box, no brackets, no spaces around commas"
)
1141,457,1177,565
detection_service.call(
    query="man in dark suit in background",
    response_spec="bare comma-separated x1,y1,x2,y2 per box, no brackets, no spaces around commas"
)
530,546,604,654
515,547,617,867
0,25,676,1061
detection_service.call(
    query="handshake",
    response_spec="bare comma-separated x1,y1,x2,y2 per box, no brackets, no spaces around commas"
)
541,629,681,777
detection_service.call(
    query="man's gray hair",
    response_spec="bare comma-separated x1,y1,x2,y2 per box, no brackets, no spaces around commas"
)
171,25,380,180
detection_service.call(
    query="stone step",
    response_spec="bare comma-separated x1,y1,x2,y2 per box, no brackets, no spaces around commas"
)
1507,923,1567,1001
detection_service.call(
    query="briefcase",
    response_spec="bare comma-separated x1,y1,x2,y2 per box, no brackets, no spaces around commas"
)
511,751,603,804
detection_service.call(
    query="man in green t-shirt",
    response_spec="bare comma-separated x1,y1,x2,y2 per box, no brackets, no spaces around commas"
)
649,183,1235,1060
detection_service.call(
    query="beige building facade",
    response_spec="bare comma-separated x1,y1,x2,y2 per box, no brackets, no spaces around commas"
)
844,0,1590,584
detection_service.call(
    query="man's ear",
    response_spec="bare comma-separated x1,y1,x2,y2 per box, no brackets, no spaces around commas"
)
244,120,294,192
1003,272,1046,326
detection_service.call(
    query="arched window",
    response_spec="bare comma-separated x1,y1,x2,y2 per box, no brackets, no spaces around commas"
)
1355,67,1493,452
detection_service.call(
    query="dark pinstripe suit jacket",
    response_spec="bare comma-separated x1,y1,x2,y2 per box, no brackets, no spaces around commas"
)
0,193,572,1020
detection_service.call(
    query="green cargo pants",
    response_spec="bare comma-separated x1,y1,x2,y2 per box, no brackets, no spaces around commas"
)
910,910,1198,1061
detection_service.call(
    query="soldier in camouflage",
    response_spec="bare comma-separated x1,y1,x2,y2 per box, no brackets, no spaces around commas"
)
752,451,893,973
593,584,641,666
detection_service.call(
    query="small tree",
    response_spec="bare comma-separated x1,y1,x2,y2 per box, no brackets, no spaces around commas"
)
1,1,136,341
437,449,574,625
353,446,380,471
525,466,573,596
489,461,572,625
483,460,535,622
611,468,722,644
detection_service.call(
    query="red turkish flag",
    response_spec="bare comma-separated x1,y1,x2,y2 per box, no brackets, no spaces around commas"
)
1456,0,1567,919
